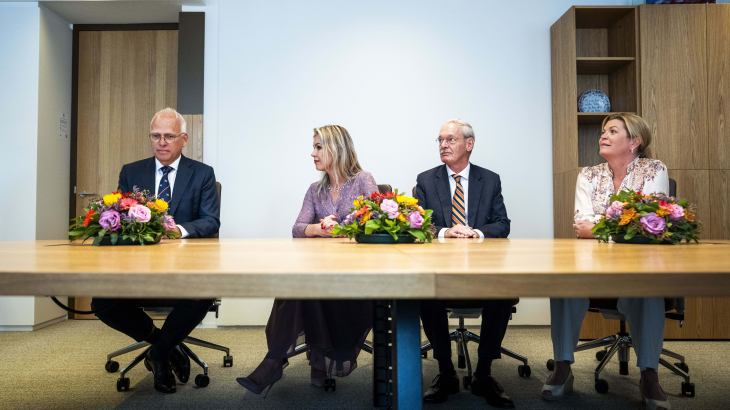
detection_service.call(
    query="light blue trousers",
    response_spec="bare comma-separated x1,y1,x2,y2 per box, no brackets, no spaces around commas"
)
550,297,666,372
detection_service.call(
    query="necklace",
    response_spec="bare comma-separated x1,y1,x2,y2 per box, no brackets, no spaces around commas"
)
328,180,348,193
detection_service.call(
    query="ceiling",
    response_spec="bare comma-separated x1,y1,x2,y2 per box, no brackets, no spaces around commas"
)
28,1,206,24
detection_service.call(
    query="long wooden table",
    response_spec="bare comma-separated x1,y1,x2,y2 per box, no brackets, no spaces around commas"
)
2,238,730,409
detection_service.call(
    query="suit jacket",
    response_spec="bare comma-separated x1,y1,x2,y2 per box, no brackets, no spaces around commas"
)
118,155,220,238
414,163,510,238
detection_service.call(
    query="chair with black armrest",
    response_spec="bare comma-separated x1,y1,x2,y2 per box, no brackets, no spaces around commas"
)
420,299,531,389
105,182,230,392
288,184,391,391
544,178,694,397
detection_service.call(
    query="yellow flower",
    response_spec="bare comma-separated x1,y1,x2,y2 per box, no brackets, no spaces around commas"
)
418,206,426,216
154,198,169,212
619,209,636,226
353,195,364,208
360,211,371,225
103,193,121,206
397,213,406,222
406,197,418,206
396,195,406,204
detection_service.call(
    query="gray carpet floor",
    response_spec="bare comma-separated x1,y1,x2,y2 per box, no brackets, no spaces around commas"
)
0,321,727,409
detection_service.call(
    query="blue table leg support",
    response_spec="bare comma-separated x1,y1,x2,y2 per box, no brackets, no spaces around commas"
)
393,299,422,410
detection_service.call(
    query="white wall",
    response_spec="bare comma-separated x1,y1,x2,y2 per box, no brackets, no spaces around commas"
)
208,0,631,326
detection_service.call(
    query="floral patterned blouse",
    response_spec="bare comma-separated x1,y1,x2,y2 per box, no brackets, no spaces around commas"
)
574,157,669,224
292,171,379,238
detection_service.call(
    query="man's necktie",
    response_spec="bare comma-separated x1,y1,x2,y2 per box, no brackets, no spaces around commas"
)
451,174,466,227
158,166,173,202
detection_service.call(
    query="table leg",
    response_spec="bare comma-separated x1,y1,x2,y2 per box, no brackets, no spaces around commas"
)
393,299,422,410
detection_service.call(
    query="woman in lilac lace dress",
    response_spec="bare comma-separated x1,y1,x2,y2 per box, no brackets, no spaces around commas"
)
237,125,378,395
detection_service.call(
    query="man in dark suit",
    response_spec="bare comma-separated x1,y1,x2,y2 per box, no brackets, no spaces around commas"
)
91,108,220,394
415,119,514,408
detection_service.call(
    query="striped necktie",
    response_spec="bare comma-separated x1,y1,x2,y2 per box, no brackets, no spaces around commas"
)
451,174,466,227
158,166,173,202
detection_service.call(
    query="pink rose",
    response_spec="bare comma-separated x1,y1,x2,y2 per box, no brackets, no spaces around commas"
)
408,211,424,229
98,210,121,231
128,205,151,223
669,204,684,220
380,199,399,219
606,201,624,221
162,214,177,231
119,197,138,211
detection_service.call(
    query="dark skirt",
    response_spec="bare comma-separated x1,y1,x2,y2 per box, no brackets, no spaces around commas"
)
264,299,373,377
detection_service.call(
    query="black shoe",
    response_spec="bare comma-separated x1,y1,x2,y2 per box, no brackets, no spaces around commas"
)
423,372,460,403
471,376,514,408
169,345,191,383
146,351,176,394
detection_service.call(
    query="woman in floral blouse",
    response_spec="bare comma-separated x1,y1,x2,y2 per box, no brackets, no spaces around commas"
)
237,125,378,396
542,114,671,410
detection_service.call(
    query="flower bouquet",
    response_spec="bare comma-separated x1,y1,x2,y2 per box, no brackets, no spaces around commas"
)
69,187,180,245
591,189,701,244
331,190,434,243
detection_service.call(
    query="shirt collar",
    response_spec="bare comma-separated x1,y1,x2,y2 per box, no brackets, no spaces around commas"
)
155,155,181,172
607,156,640,178
446,162,471,180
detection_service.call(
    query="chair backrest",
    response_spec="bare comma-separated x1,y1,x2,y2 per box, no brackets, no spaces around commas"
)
412,186,416,197
377,184,392,194
211,182,222,239
669,178,676,197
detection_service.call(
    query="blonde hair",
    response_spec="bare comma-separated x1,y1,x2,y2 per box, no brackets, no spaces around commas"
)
443,118,475,140
151,107,187,134
314,125,363,199
602,113,652,158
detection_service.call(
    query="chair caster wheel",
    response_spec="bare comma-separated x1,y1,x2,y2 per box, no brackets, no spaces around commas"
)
595,379,609,394
518,364,531,378
105,361,119,373
596,350,607,361
117,377,130,392
676,362,689,373
223,355,233,367
457,355,466,369
546,359,554,371
619,361,629,375
463,376,472,389
682,382,695,397
195,374,210,388
422,351,428,358
323,378,336,392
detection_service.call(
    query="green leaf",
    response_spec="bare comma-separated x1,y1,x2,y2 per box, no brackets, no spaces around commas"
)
408,229,426,241
110,232,118,245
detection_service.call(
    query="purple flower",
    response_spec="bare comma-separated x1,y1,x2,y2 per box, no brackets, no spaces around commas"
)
640,213,666,235
370,211,380,220
380,199,399,219
606,201,624,221
128,205,151,223
98,210,121,231
408,211,424,229
668,204,684,221
120,213,132,223
344,210,357,225
162,214,177,231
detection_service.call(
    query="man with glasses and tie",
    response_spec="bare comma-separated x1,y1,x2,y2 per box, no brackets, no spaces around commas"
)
91,108,220,394
414,119,514,408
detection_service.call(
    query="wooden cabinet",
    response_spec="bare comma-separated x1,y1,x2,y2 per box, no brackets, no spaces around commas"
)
552,5,730,339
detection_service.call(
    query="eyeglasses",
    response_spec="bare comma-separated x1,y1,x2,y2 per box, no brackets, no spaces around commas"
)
436,137,465,146
149,132,185,144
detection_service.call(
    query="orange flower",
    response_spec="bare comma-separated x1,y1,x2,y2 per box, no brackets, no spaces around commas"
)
83,210,96,227
397,213,406,222
355,206,369,217
619,208,636,226
360,211,371,225
685,212,695,222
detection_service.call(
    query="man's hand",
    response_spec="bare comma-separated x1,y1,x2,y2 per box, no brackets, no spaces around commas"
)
164,225,182,240
573,221,595,239
445,224,478,238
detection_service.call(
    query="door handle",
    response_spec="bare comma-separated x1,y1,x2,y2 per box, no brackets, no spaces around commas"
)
78,192,95,198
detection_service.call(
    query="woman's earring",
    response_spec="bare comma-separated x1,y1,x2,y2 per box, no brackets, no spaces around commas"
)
631,148,634,153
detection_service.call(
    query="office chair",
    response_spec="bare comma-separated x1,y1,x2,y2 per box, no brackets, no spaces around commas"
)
105,182,231,392
545,178,694,397
288,184,391,391
420,300,531,389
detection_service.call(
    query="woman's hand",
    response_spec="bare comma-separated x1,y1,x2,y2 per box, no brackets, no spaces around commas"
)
304,216,337,238
320,215,338,231
573,221,596,239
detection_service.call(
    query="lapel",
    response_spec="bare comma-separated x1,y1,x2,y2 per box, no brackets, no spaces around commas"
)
168,155,194,215
143,158,156,193
434,165,453,226
467,165,483,228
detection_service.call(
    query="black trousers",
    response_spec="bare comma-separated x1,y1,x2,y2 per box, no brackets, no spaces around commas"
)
420,299,513,373
91,298,214,360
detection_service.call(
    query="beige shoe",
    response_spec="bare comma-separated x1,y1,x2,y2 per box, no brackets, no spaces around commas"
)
541,370,573,401
640,381,672,410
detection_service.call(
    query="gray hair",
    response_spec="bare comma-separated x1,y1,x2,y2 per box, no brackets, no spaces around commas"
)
150,107,187,134
443,118,474,140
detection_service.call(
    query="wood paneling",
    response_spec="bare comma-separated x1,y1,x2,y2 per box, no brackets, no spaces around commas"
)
708,4,730,170
667,170,710,238
552,7,578,175
709,170,730,240
181,114,204,162
712,297,730,339
640,5,708,170
607,10,636,58
553,169,579,239
579,311,620,340
608,61,637,112
664,297,714,339
578,125,604,167
576,29,607,57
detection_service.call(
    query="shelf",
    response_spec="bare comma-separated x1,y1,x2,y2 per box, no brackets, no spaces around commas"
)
577,112,635,125
576,57,634,75
575,7,636,29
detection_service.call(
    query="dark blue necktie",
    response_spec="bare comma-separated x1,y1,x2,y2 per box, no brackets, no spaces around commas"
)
158,166,173,202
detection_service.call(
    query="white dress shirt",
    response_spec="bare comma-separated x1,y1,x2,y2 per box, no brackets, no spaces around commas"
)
154,156,189,238
438,163,485,239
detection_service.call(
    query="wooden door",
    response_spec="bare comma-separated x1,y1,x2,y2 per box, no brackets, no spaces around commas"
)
72,29,178,318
